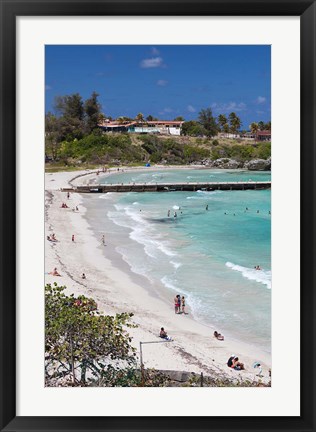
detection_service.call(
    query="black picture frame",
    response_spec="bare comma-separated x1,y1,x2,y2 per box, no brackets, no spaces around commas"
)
0,1,315,431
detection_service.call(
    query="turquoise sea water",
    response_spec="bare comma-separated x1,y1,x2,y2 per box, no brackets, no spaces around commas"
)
88,169,271,353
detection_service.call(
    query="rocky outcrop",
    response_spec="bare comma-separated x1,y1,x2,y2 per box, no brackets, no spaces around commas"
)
191,157,271,170
244,158,271,171
211,158,242,169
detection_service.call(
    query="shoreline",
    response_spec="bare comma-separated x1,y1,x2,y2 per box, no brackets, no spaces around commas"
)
45,167,271,385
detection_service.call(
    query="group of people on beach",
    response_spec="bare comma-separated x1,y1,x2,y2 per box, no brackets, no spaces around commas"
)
227,355,245,371
174,294,187,314
47,233,57,242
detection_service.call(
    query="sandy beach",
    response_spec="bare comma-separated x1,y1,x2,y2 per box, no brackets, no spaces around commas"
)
45,167,271,385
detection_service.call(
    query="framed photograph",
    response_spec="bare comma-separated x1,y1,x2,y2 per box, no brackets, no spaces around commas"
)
0,0,315,431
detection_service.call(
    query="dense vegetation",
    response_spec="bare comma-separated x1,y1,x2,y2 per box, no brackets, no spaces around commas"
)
48,131,270,167
45,92,271,168
45,283,137,386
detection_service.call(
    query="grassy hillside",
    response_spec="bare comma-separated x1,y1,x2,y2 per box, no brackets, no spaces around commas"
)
45,131,271,170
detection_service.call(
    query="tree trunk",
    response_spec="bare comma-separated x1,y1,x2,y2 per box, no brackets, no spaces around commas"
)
69,333,76,384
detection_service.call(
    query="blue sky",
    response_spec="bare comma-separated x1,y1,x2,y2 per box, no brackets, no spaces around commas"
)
45,45,270,129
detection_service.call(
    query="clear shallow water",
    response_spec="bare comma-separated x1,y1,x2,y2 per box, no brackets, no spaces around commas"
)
89,169,271,353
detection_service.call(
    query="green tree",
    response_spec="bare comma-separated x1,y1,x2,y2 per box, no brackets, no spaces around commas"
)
45,284,136,386
198,108,218,137
84,91,102,133
217,114,228,132
181,121,206,137
146,115,158,121
250,122,259,142
54,93,84,120
45,112,62,160
135,112,145,123
223,123,230,137
258,121,265,131
173,116,185,121
265,121,271,131
53,93,85,140
228,112,241,135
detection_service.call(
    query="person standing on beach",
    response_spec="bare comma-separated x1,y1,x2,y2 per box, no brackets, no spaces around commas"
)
101,234,105,245
72,234,75,242
181,296,187,314
174,295,179,314
177,295,181,313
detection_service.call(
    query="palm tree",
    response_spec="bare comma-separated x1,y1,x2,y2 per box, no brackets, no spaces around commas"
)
218,114,228,133
258,121,265,131
223,123,230,138
265,121,271,131
228,112,241,136
117,116,125,125
135,112,145,124
250,122,259,142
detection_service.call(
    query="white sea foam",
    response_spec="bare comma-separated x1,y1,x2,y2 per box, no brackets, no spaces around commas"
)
99,193,114,199
116,246,154,283
225,262,271,289
172,205,180,210
109,205,177,261
186,190,221,200
196,190,218,194
170,261,182,269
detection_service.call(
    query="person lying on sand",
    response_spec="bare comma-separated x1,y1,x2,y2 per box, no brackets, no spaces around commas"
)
232,357,244,370
227,355,244,370
214,331,224,340
160,327,172,341
50,267,61,276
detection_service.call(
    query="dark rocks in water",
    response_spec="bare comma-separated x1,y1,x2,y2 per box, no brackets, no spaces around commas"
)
244,158,271,171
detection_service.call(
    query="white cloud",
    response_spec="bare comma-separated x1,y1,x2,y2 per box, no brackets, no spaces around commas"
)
211,101,247,113
158,107,174,115
187,105,196,113
151,47,160,55
157,80,168,86
257,96,266,104
140,57,163,68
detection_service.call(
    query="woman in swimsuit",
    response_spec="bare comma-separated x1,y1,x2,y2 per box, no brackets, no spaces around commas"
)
181,296,186,314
